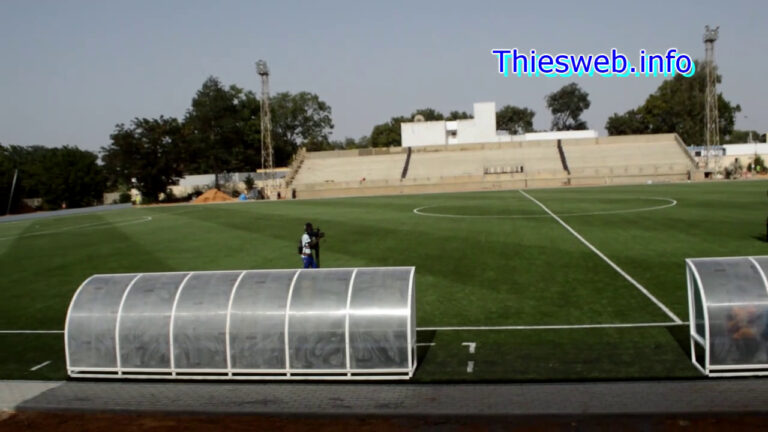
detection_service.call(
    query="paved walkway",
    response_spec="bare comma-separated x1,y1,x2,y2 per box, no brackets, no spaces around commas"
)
0,381,62,411
3,378,768,417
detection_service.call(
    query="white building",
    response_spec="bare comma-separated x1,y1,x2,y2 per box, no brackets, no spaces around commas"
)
400,102,597,148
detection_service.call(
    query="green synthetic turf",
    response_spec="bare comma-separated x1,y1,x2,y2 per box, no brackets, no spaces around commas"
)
2,180,767,381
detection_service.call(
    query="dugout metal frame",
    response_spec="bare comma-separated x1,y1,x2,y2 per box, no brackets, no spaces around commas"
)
65,267,416,380
687,256,768,377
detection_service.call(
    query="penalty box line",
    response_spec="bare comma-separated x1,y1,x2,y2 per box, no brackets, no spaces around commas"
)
519,190,683,324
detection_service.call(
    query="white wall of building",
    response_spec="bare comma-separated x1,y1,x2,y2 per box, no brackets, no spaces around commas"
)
401,120,446,147
401,102,498,147
401,101,598,147
723,143,768,156
455,102,497,144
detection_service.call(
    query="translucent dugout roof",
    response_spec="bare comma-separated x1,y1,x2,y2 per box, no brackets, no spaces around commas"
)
687,256,768,376
65,267,416,380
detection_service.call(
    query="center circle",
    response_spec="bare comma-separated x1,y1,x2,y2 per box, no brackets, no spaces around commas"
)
413,197,677,218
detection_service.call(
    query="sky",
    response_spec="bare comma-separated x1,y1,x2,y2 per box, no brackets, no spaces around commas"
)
0,0,765,153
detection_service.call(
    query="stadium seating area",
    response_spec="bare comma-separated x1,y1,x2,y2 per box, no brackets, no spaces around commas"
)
291,150,407,185
564,135,695,177
407,141,563,180
288,134,698,199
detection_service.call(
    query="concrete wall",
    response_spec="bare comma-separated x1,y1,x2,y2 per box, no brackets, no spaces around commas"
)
521,130,598,141
687,143,768,172
168,170,288,197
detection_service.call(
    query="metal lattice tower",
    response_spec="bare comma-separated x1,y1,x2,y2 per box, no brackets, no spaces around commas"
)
256,60,274,195
703,25,720,170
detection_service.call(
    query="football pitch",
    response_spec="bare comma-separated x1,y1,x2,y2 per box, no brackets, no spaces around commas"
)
2,180,768,382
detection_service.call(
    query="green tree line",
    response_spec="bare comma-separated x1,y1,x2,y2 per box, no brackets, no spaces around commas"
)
0,144,104,213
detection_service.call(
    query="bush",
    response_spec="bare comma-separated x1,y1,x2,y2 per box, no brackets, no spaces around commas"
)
160,188,177,203
754,155,765,173
725,159,744,179
118,192,132,204
244,174,255,191
183,189,205,202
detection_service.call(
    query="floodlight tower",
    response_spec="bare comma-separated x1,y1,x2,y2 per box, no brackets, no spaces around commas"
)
703,25,720,170
256,59,275,197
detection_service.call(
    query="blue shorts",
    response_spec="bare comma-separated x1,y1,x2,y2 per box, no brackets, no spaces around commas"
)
302,255,318,269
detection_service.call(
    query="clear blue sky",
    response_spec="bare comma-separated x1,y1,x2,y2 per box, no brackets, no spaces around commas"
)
0,0,765,152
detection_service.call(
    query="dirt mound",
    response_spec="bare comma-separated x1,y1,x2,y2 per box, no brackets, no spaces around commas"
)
192,188,237,204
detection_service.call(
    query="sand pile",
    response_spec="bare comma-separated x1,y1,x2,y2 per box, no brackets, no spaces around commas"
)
192,188,237,204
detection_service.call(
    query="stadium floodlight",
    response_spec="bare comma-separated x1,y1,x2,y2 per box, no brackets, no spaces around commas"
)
256,59,269,76
687,256,768,377
65,267,416,380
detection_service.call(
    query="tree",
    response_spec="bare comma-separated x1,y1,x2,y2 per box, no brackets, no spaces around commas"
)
546,83,591,131
604,61,741,145
328,137,370,150
370,108,446,148
0,144,104,212
271,91,334,165
101,116,183,203
37,146,105,208
723,129,765,144
446,111,472,120
0,144,28,214
183,76,260,185
370,116,409,148
605,108,648,136
497,105,535,135
410,108,444,121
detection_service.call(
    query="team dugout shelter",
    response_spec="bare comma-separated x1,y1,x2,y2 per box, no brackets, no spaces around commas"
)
687,256,768,376
65,267,416,380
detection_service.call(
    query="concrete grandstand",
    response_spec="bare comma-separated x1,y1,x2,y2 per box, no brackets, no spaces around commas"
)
288,133,699,199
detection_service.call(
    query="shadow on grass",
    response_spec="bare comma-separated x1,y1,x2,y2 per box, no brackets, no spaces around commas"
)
666,324,692,358
416,330,437,372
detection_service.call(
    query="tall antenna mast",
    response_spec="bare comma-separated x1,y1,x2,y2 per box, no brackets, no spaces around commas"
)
256,59,275,197
703,25,719,171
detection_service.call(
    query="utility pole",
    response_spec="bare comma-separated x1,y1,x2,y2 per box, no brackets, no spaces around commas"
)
703,25,720,171
5,169,18,215
256,60,275,198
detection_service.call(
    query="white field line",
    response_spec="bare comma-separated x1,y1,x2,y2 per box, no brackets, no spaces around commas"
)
29,360,51,371
417,322,686,331
412,197,676,219
520,189,682,324
466,361,474,373
0,216,152,241
0,330,64,334
415,342,436,346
